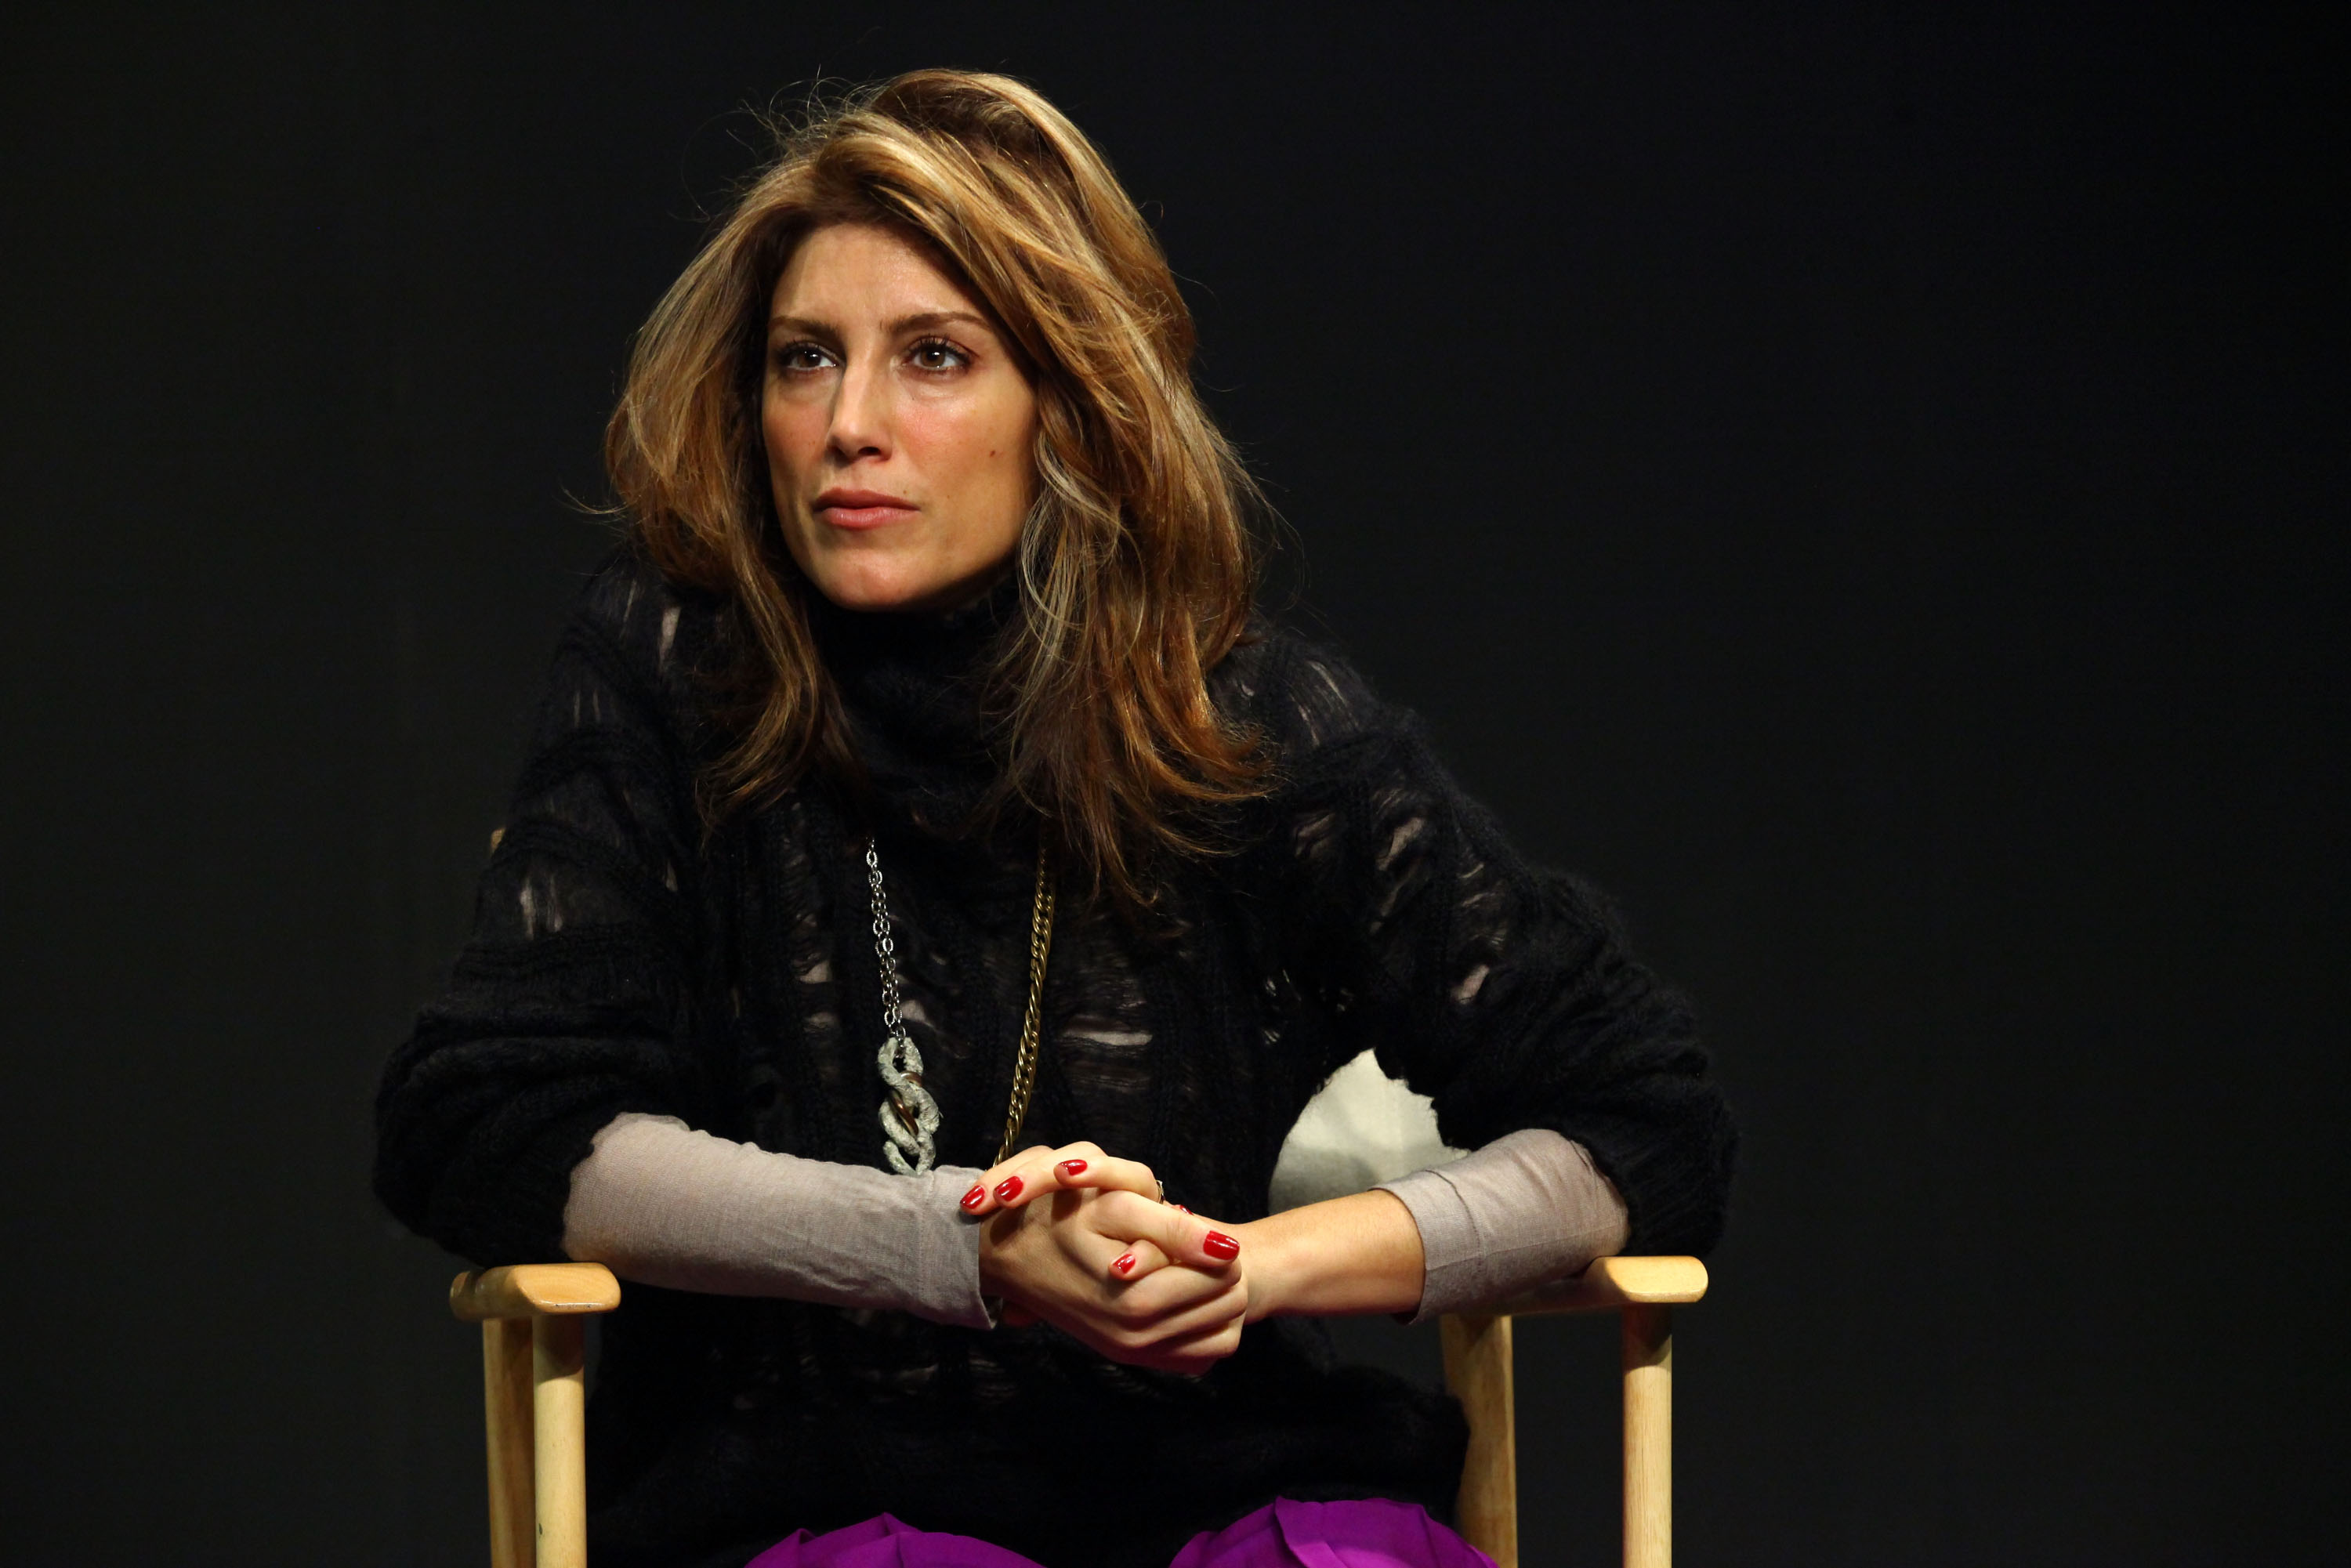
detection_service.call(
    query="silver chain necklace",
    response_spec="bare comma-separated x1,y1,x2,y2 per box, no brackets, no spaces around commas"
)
866,840,943,1175
864,836,1057,1176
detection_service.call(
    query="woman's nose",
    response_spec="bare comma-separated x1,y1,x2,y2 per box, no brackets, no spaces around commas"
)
826,360,892,462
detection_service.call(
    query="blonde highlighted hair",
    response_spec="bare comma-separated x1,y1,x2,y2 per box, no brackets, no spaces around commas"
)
606,70,1267,911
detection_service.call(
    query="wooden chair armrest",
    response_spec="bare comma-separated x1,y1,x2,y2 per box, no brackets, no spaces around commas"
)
1484,1255,1708,1319
449,1262,621,1322
450,1265,617,1568
1446,1256,1706,1567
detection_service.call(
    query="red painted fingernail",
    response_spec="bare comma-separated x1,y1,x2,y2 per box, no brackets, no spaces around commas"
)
1203,1231,1241,1261
994,1176,1023,1203
1058,1159,1088,1178
1113,1252,1136,1275
960,1185,986,1211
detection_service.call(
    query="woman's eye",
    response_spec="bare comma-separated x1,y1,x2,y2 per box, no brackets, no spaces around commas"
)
775,342,835,373
907,338,969,372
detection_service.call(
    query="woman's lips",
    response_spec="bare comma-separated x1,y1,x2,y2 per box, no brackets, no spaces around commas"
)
814,491,917,531
820,505,915,530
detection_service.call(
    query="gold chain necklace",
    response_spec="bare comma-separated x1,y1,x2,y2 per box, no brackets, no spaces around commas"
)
867,838,1056,1174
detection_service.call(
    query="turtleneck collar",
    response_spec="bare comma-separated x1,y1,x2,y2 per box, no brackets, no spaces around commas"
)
805,573,1023,838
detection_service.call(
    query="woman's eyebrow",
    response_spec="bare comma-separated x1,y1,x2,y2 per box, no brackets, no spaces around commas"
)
766,310,992,338
889,309,992,336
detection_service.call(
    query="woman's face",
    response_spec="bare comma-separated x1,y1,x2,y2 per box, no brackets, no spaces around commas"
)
762,223,1041,614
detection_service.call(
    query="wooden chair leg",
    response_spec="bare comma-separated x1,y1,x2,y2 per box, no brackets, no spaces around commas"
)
532,1315,590,1568
455,1265,620,1568
1621,1304,1672,1568
483,1318,536,1568
1442,1313,1519,1568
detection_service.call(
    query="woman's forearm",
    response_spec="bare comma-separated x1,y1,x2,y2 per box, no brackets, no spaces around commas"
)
1240,1131,1632,1323
561,1113,996,1328
1375,1129,1629,1322
1237,1189,1426,1319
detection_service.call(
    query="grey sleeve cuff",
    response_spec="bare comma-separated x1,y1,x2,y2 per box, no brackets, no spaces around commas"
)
560,1113,994,1331
1375,1128,1631,1324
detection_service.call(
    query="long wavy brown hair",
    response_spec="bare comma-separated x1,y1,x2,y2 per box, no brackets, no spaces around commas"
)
606,70,1269,911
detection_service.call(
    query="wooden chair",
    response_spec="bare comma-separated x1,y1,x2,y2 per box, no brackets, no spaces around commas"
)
448,1262,620,1568
1440,1255,1709,1568
447,1254,1705,1568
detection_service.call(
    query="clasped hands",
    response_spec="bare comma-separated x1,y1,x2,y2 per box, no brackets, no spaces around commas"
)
960,1142,1256,1375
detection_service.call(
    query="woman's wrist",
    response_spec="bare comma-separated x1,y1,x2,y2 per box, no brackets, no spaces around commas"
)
1236,1190,1425,1320
1231,1215,1293,1320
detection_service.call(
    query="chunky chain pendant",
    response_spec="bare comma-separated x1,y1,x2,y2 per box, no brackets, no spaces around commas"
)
864,836,1056,1177
865,842,940,1175
877,1030,941,1175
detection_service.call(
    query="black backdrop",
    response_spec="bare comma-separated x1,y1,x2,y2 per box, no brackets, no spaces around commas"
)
4,5,2342,1564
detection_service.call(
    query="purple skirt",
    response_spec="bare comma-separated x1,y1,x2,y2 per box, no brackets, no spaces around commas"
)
745,1499,1495,1568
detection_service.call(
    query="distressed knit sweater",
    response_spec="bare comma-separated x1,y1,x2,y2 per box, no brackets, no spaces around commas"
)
372,548,1736,1568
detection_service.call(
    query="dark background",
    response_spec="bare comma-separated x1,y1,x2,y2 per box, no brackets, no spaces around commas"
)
4,4,2341,1563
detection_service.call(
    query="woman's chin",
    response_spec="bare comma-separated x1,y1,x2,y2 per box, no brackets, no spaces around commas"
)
808,566,980,616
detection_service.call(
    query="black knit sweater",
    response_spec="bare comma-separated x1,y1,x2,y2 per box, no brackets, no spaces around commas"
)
373,549,1735,1568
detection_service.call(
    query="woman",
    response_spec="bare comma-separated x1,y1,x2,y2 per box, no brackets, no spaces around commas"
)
375,70,1734,1568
